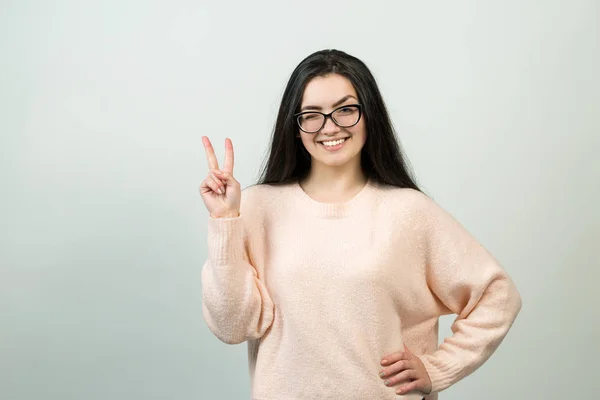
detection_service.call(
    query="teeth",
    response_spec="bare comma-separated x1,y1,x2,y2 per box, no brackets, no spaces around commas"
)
322,138,346,147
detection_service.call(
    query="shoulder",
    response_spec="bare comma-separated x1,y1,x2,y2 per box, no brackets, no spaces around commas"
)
372,183,452,231
240,182,296,215
373,184,436,215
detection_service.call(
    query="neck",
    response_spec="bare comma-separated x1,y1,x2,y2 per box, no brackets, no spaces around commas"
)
300,159,368,202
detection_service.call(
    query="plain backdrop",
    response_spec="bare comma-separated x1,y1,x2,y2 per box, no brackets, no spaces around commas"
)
1,1,599,399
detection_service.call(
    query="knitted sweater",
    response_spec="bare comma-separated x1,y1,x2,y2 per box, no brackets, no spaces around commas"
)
201,179,522,400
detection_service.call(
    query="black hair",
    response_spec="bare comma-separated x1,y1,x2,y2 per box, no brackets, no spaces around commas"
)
257,49,421,192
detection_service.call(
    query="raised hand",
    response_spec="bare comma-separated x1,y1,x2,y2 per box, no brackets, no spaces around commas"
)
199,136,241,219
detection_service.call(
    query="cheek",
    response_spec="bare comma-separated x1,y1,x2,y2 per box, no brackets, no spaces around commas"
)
300,134,316,149
354,124,367,145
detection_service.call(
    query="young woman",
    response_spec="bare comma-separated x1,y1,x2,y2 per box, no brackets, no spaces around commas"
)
199,49,521,400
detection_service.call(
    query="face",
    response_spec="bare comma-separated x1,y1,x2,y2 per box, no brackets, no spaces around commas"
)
297,74,367,169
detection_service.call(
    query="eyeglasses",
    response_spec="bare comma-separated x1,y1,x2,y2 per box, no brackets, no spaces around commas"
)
294,104,362,134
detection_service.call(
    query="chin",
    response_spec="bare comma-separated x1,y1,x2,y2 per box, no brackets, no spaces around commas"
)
313,152,362,168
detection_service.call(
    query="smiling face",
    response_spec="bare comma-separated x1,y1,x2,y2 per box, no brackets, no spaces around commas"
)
297,74,367,170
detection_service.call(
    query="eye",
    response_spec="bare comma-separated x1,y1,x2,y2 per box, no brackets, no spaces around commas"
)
302,113,320,121
337,106,355,114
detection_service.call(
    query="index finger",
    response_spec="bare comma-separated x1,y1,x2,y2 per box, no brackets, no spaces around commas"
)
381,351,408,365
223,137,234,174
202,136,219,171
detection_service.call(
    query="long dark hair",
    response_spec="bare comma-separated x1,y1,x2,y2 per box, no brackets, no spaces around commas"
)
257,49,421,192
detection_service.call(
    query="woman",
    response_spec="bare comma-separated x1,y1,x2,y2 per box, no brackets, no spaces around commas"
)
199,49,521,400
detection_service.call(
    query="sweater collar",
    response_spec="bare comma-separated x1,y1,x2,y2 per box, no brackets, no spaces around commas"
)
294,178,374,219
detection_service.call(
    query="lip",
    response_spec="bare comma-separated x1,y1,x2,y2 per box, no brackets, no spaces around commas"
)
317,137,349,152
317,137,350,143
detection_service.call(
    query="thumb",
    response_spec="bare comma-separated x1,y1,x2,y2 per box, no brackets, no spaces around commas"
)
214,170,236,185
403,343,413,358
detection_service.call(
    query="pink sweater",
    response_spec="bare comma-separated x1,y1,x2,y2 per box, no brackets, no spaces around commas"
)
201,179,522,400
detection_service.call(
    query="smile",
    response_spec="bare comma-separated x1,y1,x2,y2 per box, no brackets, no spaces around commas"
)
317,137,349,151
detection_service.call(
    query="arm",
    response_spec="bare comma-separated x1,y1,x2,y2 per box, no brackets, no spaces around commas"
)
201,215,274,345
418,196,522,393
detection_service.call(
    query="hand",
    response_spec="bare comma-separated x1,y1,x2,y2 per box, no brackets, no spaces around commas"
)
379,344,433,396
199,136,241,219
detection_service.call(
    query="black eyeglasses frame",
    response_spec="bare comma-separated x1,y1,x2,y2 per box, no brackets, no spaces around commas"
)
293,104,363,134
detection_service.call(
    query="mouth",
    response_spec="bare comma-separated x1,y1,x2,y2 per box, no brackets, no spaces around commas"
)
317,137,349,151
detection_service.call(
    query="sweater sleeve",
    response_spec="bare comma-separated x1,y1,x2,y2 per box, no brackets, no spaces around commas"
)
201,215,274,345
417,196,522,393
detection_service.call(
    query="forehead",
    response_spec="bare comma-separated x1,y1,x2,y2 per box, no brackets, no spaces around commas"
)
301,74,357,105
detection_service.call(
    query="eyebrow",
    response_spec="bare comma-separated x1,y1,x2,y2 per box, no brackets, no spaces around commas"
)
300,95,358,112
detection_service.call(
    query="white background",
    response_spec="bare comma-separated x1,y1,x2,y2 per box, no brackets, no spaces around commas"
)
1,1,599,399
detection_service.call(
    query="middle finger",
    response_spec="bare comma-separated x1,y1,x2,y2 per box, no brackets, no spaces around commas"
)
380,360,414,378
383,369,416,387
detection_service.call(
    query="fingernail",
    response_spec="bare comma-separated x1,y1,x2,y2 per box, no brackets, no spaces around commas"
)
381,359,387,364
218,189,223,195
379,372,385,378
384,380,390,386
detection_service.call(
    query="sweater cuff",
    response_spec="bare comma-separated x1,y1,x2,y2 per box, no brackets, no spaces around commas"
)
420,353,465,393
207,215,245,265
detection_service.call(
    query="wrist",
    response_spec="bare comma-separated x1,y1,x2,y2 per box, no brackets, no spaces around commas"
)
210,211,240,219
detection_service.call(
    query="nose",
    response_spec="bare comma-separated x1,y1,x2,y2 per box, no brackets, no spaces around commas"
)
320,115,340,135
